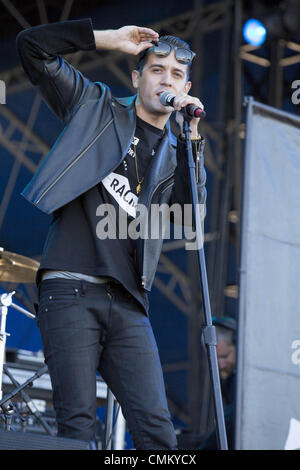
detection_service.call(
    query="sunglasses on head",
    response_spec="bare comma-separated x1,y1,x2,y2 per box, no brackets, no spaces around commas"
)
140,40,196,65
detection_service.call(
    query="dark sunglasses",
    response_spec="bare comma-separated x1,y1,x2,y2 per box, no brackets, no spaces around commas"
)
139,40,196,65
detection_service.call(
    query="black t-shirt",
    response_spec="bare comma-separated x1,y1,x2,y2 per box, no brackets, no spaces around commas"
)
37,116,164,314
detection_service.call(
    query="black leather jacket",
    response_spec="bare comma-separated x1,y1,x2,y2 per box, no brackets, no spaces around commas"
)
16,18,206,291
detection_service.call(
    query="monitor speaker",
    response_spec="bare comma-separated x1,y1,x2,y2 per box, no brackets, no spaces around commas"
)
0,429,93,450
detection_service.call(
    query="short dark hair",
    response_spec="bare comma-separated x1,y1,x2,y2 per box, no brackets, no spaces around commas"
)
137,35,193,79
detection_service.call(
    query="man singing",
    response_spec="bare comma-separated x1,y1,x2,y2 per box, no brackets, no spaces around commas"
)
16,18,206,449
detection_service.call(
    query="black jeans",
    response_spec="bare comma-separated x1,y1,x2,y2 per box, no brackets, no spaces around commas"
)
37,278,177,449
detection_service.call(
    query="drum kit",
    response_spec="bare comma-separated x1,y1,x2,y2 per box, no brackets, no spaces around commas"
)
0,247,54,434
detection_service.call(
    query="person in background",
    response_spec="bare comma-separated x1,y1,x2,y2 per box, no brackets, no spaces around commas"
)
198,316,237,449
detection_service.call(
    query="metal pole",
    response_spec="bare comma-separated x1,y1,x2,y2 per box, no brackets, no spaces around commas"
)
0,291,35,401
103,388,115,450
0,305,9,401
268,39,284,108
232,0,243,268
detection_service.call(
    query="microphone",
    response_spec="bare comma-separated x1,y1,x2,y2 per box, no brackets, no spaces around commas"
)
160,91,206,118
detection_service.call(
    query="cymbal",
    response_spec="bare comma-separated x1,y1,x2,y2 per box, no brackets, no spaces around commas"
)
0,247,39,283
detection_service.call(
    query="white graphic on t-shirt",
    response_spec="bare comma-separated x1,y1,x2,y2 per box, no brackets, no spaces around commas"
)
127,136,140,158
101,172,138,218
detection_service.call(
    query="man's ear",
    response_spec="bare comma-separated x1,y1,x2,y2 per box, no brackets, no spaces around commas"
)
184,80,192,94
131,70,140,90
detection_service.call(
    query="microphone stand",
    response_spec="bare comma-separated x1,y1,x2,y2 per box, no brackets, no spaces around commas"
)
2,364,55,436
0,291,54,435
182,115,228,450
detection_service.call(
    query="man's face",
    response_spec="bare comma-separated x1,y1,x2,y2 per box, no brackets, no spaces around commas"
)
216,340,236,380
132,50,191,116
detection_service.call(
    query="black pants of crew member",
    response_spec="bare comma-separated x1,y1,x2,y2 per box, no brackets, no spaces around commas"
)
37,278,177,449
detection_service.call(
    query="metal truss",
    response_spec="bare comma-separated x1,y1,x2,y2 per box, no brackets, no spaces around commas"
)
240,39,300,108
216,17,300,322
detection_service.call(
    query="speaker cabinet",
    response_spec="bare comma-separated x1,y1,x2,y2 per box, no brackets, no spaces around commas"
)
0,429,92,450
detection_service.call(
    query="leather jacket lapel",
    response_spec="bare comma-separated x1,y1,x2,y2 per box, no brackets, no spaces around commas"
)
135,126,177,285
138,128,176,208
111,95,136,158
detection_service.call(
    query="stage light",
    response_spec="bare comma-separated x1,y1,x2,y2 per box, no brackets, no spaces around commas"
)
243,19,267,47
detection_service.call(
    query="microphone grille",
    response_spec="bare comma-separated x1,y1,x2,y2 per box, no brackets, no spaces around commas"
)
160,91,174,106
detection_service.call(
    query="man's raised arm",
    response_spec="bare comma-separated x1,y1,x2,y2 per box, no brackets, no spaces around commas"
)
16,20,158,124
16,18,98,124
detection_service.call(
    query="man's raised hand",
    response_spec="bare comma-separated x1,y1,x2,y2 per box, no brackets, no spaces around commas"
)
94,26,159,55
